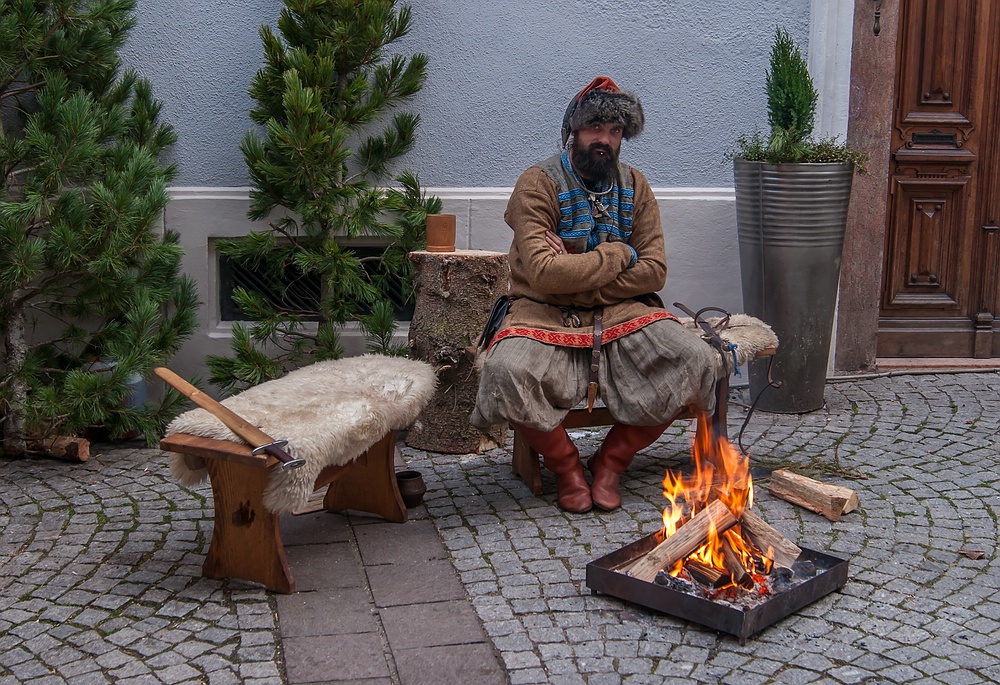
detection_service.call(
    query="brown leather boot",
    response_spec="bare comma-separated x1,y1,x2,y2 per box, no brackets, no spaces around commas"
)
589,422,670,510
513,423,592,513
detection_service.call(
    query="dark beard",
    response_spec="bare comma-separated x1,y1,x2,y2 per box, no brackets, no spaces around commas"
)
571,137,619,185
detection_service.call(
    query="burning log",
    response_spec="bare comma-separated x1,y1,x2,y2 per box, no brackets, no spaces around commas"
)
721,531,755,589
625,500,738,582
767,469,859,522
739,508,802,570
685,559,729,589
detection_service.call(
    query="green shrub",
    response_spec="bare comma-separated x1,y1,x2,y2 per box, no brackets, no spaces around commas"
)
733,27,867,173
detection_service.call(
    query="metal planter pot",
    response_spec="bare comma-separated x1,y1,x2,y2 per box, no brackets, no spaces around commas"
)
734,160,853,413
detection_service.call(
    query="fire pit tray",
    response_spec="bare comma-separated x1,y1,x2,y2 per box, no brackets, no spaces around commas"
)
586,533,849,642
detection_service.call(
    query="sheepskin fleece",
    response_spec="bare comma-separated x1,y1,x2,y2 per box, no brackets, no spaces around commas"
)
164,355,436,514
678,313,778,370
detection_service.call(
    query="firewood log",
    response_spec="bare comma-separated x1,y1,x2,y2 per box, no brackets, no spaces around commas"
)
27,436,90,462
767,469,859,522
721,530,755,589
685,559,729,589
739,508,802,570
625,500,738,582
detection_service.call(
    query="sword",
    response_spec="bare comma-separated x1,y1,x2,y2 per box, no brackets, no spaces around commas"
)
154,367,306,470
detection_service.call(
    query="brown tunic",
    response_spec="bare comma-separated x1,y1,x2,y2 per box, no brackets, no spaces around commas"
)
503,164,669,335
470,161,720,431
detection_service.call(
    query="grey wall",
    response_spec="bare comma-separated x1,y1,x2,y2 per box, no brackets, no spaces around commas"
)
120,0,278,187
121,0,811,188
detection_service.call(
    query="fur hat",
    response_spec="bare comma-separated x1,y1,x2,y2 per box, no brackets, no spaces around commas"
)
561,76,645,147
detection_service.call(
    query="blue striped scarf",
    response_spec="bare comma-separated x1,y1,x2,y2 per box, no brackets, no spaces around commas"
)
537,151,637,265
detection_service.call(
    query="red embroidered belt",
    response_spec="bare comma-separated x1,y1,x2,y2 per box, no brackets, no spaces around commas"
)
488,311,677,350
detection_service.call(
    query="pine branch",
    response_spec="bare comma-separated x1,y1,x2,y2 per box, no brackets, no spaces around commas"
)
1,81,47,101
0,11,70,94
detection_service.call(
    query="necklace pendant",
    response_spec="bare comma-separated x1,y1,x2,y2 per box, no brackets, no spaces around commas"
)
586,189,612,219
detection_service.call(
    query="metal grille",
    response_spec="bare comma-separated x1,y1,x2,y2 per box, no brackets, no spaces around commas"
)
218,246,413,322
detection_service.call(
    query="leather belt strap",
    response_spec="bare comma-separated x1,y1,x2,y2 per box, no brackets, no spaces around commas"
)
587,308,603,412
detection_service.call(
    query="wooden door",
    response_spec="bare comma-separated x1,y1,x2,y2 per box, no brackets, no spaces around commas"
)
878,0,1000,357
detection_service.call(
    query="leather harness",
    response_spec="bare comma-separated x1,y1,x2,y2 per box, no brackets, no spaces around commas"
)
587,309,603,412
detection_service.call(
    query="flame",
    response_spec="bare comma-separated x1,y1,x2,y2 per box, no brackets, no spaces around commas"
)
660,413,766,587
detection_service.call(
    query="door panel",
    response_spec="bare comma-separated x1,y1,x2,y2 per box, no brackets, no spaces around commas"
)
877,0,1000,357
884,176,969,311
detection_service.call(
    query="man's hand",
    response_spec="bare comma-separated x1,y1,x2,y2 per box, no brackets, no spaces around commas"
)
545,230,567,255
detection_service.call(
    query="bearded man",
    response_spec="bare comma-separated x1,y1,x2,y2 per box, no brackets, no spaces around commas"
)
470,76,720,513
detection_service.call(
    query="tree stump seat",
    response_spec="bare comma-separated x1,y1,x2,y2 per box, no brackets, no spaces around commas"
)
159,356,436,593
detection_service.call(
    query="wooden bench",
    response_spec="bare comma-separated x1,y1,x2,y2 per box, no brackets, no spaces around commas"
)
160,356,436,594
511,345,775,495
161,430,403,594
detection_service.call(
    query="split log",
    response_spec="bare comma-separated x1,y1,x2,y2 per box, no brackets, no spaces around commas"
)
767,469,859,522
626,500,738,582
406,249,509,454
27,436,91,462
739,508,802,569
721,530,754,589
685,559,729,589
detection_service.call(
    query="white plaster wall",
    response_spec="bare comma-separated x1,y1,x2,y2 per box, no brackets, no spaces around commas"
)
809,0,856,140
121,1,812,188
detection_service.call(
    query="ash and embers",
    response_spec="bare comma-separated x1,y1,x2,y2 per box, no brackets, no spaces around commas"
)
652,557,824,611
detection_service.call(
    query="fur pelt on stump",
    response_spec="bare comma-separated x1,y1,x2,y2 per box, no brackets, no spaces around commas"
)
407,250,509,453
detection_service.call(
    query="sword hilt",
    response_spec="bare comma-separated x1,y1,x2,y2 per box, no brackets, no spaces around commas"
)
252,440,306,470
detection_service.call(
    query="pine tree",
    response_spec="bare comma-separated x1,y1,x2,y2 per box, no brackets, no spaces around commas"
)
207,0,441,393
0,0,199,458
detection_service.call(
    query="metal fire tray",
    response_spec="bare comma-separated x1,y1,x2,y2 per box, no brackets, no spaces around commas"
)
586,533,849,642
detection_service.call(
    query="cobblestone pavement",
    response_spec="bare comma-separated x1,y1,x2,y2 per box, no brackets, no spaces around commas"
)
0,448,281,685
2,370,1000,684
403,371,1000,685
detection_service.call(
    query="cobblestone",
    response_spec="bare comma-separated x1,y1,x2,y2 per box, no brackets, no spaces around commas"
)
0,448,271,685
3,371,1000,683
401,371,1000,684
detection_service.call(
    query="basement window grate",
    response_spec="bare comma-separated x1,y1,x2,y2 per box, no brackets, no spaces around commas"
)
219,246,413,322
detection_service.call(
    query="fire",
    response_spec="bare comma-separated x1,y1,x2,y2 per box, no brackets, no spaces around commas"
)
659,413,771,589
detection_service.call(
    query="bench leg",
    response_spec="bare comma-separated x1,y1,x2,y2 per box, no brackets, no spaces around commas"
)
511,429,544,495
203,459,294,594
323,431,408,523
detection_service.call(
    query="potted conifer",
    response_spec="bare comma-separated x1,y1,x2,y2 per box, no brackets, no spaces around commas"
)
733,28,866,413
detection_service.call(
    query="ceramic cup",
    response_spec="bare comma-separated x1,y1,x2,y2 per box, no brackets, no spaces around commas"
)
425,214,457,252
395,470,427,508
